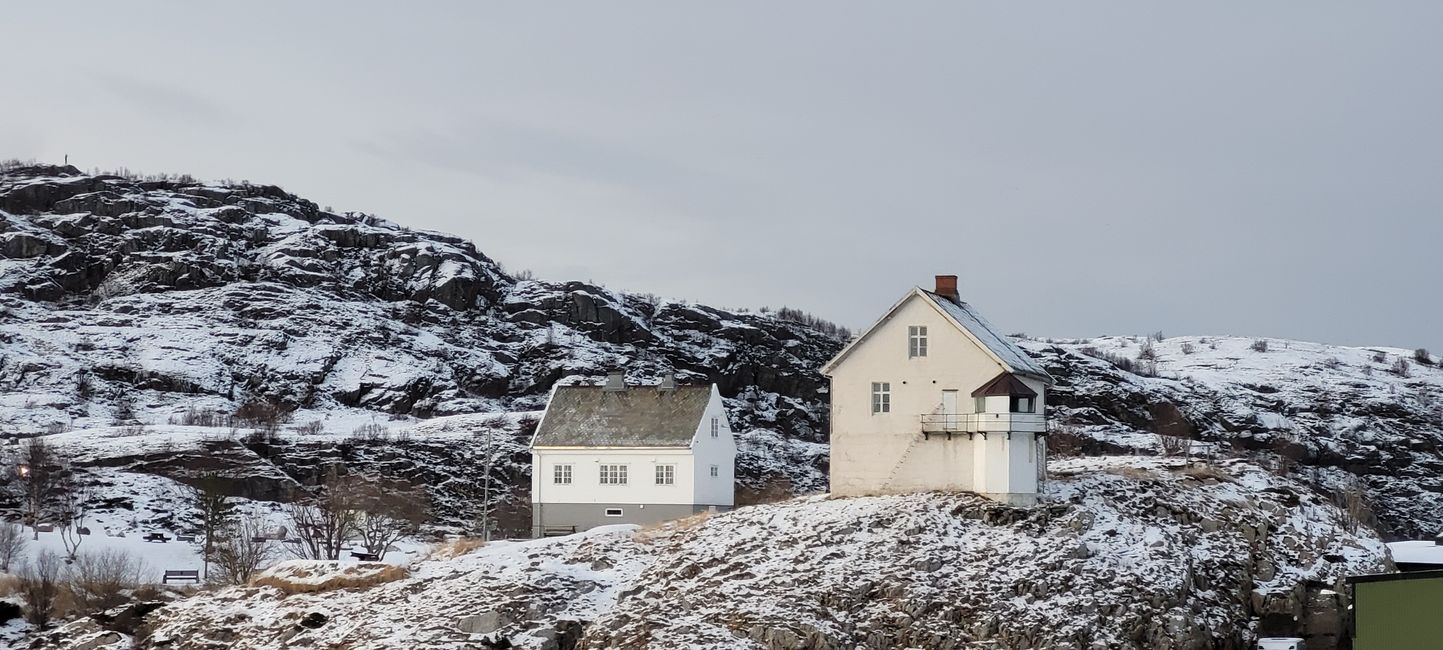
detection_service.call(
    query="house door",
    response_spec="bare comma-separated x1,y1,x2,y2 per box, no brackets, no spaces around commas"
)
941,390,958,429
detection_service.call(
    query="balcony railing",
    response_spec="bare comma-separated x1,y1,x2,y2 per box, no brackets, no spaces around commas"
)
920,412,1046,435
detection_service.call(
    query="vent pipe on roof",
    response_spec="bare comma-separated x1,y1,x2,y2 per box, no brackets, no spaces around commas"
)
658,373,677,391
935,275,960,304
603,370,626,392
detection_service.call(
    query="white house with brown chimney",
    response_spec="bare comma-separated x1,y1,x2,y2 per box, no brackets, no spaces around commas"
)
528,372,736,536
822,275,1053,505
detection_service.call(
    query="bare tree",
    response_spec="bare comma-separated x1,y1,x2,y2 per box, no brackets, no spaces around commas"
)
19,550,62,628
67,548,146,613
210,517,276,585
183,472,234,581
0,521,27,571
56,469,94,560
287,467,360,561
1335,478,1378,535
354,480,429,560
17,437,58,540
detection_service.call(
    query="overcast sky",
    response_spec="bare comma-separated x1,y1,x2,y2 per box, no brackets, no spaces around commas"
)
3,3,1440,350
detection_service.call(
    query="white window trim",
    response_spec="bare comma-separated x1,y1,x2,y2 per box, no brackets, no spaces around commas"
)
908,325,928,358
604,508,624,517
871,382,891,414
599,464,628,486
553,464,572,485
655,464,675,486
710,417,719,438
709,464,719,478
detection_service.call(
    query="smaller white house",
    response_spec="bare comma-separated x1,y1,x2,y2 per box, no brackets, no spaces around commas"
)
529,372,736,537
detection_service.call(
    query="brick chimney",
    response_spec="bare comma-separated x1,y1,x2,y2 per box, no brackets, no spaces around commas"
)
934,275,959,303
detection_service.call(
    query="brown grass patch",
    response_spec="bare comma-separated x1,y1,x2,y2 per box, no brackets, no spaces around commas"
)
633,511,715,543
1179,462,1233,483
1105,466,1156,480
0,574,21,597
250,561,408,595
424,537,487,561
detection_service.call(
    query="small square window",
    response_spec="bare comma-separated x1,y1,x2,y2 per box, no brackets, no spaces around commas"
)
710,465,719,478
604,508,623,517
655,464,675,485
553,464,572,485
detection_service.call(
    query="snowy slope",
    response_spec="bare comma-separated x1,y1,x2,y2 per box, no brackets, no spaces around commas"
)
1020,336,1443,539
35,457,1387,650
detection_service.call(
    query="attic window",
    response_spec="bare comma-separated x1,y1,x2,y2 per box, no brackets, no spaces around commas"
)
1010,396,1035,414
711,417,719,438
710,465,719,478
908,326,928,358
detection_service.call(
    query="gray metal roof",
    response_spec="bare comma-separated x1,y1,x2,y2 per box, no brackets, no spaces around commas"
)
923,291,1054,381
532,385,712,448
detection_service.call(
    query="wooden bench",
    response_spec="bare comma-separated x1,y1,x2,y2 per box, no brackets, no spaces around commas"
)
143,533,169,543
162,570,200,584
350,551,380,562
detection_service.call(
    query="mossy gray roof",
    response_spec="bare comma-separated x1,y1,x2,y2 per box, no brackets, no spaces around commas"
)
532,385,712,448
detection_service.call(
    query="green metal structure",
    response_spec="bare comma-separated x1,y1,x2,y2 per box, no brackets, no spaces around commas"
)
1348,569,1443,649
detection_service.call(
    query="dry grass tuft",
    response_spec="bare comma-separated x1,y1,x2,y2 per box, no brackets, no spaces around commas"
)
424,537,487,561
1179,463,1233,483
634,511,716,543
0,574,21,598
250,561,408,595
1105,465,1157,481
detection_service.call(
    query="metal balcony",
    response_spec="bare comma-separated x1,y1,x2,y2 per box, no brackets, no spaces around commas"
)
919,412,1046,439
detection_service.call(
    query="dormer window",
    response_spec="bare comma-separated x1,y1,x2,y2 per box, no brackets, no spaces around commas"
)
1010,396,1035,413
908,326,928,358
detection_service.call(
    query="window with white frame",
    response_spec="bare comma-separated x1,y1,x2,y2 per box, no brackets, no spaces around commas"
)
871,382,891,414
599,464,628,485
655,464,675,485
710,417,719,438
709,464,719,478
604,508,623,517
1010,396,1035,413
908,326,928,358
553,464,572,485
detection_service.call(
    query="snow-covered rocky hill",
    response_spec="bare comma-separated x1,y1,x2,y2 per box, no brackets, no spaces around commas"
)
1020,336,1443,540
37,457,1388,650
0,163,840,506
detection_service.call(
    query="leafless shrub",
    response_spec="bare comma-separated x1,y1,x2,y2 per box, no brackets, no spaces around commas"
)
67,548,146,613
1334,478,1377,535
17,437,58,541
19,550,62,628
1180,463,1231,482
234,399,291,439
295,420,325,436
1157,433,1189,457
1415,348,1434,365
288,468,360,561
351,422,389,444
1180,342,1196,355
1079,347,1154,377
57,470,95,560
424,537,486,561
769,306,853,341
1250,339,1269,353
209,517,276,586
171,406,228,428
1321,357,1342,370
1391,358,1412,377
1372,351,1387,364
353,480,429,560
1137,340,1158,362
0,522,27,571
1151,330,1166,342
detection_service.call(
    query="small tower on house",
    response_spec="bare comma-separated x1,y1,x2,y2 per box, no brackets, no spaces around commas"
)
821,275,1052,505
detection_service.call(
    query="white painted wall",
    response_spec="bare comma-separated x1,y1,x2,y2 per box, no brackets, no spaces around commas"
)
530,386,736,508
827,291,1046,502
691,386,736,507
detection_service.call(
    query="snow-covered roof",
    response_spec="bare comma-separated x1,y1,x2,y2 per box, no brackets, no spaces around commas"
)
1388,540,1443,566
531,385,712,448
822,287,1053,383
